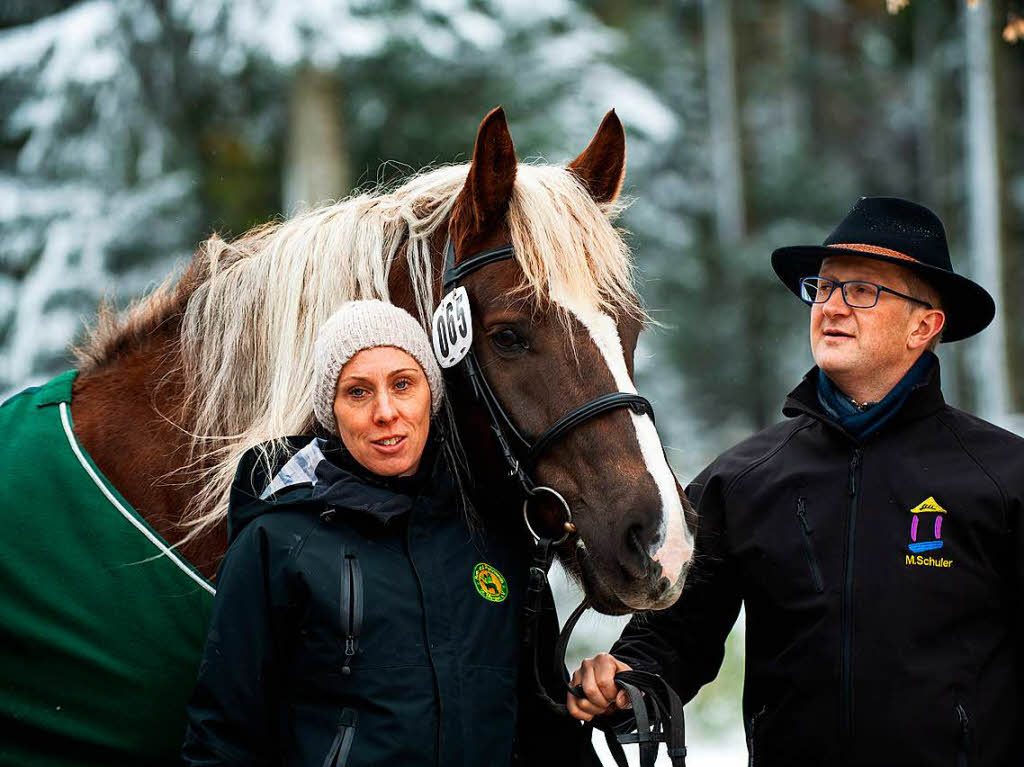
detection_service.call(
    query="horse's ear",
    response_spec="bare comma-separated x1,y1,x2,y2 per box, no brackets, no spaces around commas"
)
568,109,626,204
459,106,518,235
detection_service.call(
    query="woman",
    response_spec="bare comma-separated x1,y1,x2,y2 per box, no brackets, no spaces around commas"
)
181,300,592,767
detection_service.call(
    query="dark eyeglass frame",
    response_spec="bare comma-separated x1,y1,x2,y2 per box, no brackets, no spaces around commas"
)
799,276,933,310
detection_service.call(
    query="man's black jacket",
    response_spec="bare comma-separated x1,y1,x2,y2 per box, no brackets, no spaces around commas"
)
182,435,595,767
613,364,1024,766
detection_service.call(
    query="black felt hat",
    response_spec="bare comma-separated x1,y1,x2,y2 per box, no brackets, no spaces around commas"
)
771,196,995,342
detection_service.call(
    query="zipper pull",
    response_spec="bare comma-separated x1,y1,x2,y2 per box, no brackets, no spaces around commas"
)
796,498,813,534
956,703,969,737
345,637,356,656
848,450,861,496
955,703,970,766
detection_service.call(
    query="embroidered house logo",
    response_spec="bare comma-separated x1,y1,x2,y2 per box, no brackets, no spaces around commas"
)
905,496,953,568
908,496,945,552
472,563,508,602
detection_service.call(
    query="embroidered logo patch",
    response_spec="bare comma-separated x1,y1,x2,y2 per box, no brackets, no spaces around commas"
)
905,495,954,568
472,562,507,602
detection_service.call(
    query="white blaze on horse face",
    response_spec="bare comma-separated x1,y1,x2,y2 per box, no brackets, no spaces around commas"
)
550,289,694,586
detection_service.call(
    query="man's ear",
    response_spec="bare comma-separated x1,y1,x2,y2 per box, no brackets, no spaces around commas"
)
908,308,946,350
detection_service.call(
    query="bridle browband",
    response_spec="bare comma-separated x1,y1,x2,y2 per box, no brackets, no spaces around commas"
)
440,237,686,767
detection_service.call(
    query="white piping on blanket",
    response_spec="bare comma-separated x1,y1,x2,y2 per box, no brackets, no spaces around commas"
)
59,402,216,596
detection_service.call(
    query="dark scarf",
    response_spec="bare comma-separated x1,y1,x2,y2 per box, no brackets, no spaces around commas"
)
817,351,937,440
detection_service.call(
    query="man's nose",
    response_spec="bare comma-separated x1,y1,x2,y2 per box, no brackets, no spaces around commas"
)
821,286,850,316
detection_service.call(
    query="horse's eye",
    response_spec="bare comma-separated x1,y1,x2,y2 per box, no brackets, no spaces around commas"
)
491,328,528,353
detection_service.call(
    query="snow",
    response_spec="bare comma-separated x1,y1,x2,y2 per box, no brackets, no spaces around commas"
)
0,1,120,87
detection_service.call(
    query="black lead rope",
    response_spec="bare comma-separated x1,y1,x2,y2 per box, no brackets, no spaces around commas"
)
440,237,685,766
523,536,687,767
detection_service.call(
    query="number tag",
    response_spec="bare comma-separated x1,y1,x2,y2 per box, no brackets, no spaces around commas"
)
432,286,473,368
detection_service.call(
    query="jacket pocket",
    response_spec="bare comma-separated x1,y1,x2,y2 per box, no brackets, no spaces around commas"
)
747,705,766,767
796,498,825,593
339,550,363,676
955,702,970,767
321,708,358,767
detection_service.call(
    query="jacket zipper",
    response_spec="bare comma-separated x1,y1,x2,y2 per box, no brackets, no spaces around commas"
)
796,498,825,593
321,708,358,767
405,519,444,764
956,703,970,767
339,551,362,676
840,448,862,755
747,705,766,767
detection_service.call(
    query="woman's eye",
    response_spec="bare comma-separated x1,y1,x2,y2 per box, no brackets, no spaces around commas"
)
395,379,410,391
348,387,367,398
491,328,527,352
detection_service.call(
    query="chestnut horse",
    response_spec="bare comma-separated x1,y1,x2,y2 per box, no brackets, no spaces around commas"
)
73,106,692,611
1,107,692,764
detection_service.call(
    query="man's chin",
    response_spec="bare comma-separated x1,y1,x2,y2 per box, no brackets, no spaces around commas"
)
813,344,858,373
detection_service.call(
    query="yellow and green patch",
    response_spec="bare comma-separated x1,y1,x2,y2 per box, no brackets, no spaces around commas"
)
472,562,507,602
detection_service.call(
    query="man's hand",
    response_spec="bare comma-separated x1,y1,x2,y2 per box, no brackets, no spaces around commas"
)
566,652,633,722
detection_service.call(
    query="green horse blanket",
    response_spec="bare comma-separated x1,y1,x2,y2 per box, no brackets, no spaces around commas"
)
0,371,215,766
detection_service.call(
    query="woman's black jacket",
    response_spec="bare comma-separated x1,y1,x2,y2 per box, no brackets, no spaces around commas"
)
182,435,595,767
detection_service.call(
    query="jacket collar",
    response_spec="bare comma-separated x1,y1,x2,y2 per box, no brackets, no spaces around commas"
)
783,357,946,441
228,432,453,543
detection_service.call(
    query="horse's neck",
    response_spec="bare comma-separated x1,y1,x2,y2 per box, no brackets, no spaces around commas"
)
70,328,226,578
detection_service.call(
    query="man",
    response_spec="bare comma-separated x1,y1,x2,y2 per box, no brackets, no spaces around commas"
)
569,197,1023,766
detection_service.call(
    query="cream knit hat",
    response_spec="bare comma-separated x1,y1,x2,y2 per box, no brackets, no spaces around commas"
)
312,300,444,435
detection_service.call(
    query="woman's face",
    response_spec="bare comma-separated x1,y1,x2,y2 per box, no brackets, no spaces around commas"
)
333,346,432,477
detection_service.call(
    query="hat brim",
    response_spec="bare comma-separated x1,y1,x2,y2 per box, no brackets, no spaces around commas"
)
771,245,995,343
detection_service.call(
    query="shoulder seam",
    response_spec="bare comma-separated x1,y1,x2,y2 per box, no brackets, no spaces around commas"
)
722,419,814,502
935,410,1009,530
290,516,321,563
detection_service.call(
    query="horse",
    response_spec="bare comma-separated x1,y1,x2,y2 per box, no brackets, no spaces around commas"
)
0,107,693,765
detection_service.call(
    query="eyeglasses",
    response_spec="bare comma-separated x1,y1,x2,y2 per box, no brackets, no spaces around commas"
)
799,277,933,310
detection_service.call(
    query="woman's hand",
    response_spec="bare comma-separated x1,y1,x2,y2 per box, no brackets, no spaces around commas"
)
566,652,632,721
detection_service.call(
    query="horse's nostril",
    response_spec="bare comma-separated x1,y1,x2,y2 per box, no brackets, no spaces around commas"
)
620,525,652,578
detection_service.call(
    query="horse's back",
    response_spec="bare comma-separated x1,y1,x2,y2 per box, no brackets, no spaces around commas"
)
0,371,215,767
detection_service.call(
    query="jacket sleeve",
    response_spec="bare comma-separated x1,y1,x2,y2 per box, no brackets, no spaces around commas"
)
1012,493,1024,691
181,521,287,767
610,466,743,705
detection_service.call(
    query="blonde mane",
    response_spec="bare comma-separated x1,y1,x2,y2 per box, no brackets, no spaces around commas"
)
77,161,643,536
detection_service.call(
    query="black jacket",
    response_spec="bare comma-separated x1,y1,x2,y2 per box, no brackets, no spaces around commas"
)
613,364,1024,766
182,435,594,767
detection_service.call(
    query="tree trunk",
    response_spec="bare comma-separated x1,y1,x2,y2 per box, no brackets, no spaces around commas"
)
702,0,745,245
779,0,809,159
283,68,351,214
964,0,1010,421
913,4,967,404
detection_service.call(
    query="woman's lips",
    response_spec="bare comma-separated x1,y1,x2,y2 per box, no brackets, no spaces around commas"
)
370,435,407,454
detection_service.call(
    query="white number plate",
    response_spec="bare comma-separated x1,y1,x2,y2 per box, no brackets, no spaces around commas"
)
432,286,473,368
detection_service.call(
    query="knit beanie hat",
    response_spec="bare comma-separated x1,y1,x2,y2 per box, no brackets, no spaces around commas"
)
312,300,444,435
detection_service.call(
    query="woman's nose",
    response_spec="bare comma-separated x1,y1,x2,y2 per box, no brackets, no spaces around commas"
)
373,393,398,423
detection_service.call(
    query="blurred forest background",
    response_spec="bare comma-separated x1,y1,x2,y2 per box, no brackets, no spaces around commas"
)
3,0,1023,761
